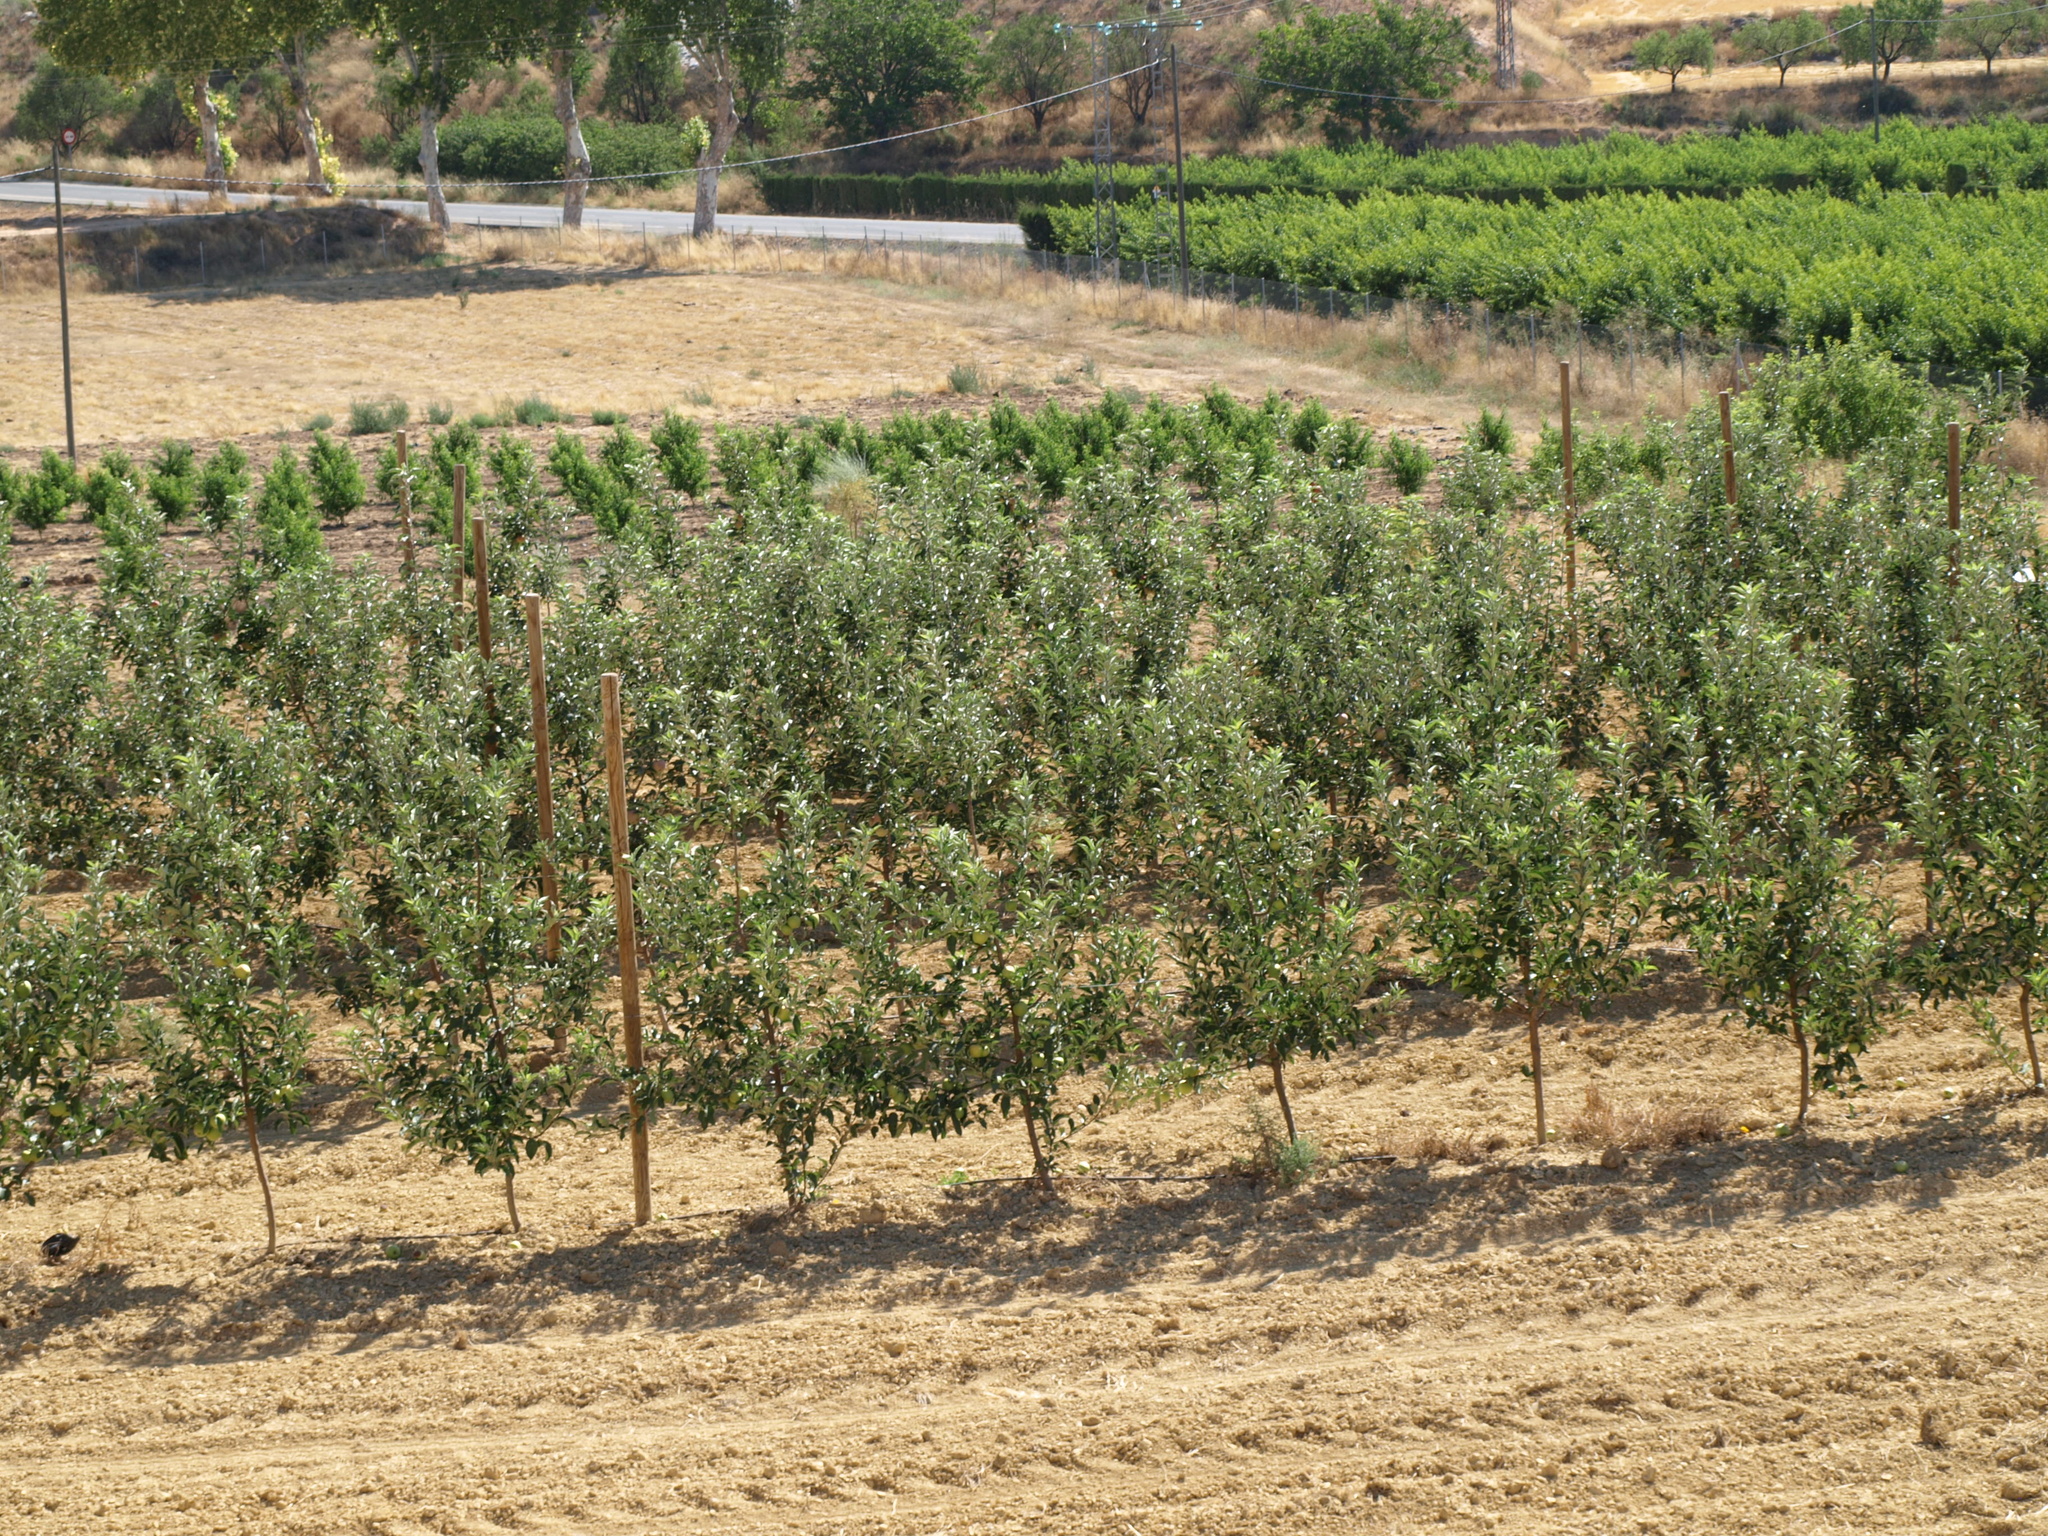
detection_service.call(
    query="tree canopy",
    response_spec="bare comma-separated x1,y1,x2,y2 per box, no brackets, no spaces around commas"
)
1255,2,1485,148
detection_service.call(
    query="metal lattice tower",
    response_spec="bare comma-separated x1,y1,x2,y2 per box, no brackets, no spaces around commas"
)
1092,25,1116,266
1494,0,1517,89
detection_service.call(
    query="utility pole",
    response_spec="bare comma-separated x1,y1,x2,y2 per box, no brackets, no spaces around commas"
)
1170,44,1189,299
1495,0,1517,89
52,130,77,465
1870,5,1881,143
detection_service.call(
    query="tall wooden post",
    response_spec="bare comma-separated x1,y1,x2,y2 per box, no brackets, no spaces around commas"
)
52,141,76,465
451,462,466,621
1560,362,1577,662
1718,390,1737,507
1946,421,1962,589
602,673,652,1226
471,515,492,660
395,430,414,577
524,596,562,963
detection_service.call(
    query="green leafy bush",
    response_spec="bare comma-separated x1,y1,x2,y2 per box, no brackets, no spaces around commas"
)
307,431,366,521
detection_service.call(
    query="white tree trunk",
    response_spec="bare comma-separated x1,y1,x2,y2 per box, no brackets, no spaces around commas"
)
289,37,326,195
196,74,226,195
552,51,591,229
418,99,449,230
693,61,739,238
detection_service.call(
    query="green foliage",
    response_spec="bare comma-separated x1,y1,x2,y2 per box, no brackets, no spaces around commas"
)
1257,1,1486,146
1392,735,1661,1143
1835,0,1942,78
1634,26,1716,92
81,447,137,524
13,60,130,144
986,12,1073,134
0,859,126,1202
1384,434,1432,494
1732,12,1830,85
1947,0,2038,76
796,0,979,141
255,447,325,571
148,439,197,522
307,430,366,521
514,396,563,426
600,29,688,123
10,452,82,531
1039,182,2048,379
651,410,710,496
386,109,709,187
348,397,410,435
549,430,637,536
195,441,251,528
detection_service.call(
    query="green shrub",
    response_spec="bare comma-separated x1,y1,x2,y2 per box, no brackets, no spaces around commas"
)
1470,407,1515,456
348,397,409,435
255,447,323,569
426,401,454,425
947,363,985,395
305,412,335,432
196,442,251,528
651,410,709,497
11,452,80,531
549,431,635,536
1287,398,1331,456
1384,434,1432,493
148,440,197,522
307,431,366,521
1323,416,1375,470
81,448,137,524
589,408,628,426
387,112,708,189
513,396,563,427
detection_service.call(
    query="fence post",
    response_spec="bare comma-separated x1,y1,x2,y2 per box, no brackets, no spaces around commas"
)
1561,361,1577,662
601,672,653,1227
1946,421,1962,589
450,462,467,634
523,596,564,1036
396,430,413,577
1718,390,1737,509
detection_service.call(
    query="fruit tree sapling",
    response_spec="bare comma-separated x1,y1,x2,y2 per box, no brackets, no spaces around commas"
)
1392,733,1662,1145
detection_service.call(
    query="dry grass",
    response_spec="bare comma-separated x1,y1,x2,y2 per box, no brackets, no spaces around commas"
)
1377,1126,1512,1164
1564,1084,1727,1153
1993,412,2048,489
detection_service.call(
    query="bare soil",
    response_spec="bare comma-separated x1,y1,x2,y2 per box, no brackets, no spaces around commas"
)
2,954,2043,1535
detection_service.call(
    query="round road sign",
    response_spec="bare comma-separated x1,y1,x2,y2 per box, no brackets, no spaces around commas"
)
59,127,78,149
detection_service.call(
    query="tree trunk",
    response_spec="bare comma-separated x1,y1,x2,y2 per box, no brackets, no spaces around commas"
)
243,1103,278,1256
418,99,449,231
195,76,227,195
693,60,739,238
1789,978,1811,1126
504,1169,521,1233
552,51,592,230
1522,953,1546,1146
1268,1048,1298,1143
2023,980,2041,1093
289,36,326,196
1023,1105,1052,1194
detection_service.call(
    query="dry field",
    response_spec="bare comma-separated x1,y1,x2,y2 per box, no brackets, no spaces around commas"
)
1,939,2043,1536
5,248,2047,1536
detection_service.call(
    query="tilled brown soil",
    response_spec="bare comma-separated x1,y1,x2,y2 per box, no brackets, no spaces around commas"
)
3,967,2044,1535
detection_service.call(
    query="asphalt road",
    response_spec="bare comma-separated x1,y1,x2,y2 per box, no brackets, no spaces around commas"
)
0,179,1023,246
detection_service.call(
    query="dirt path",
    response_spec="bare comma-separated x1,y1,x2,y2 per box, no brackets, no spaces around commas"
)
5,972,2044,1534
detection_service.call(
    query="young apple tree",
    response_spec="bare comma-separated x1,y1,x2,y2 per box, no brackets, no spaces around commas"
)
1392,733,1662,1146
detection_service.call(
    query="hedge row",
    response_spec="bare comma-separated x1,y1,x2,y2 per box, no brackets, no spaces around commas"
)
387,111,705,188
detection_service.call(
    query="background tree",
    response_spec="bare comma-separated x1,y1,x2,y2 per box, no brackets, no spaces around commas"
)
12,61,131,147
986,12,1074,135
1732,11,1828,86
497,0,605,227
1105,23,1158,130
796,0,979,143
1635,24,1717,92
1256,1,1484,147
1946,0,2036,77
626,0,792,236
1392,736,1662,1146
355,0,493,230
600,28,686,121
1836,0,1942,79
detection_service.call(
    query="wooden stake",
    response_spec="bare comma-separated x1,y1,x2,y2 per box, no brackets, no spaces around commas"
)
472,515,492,660
1946,421,1962,589
1560,361,1578,662
524,595,562,974
1718,390,1737,508
602,673,652,1226
395,430,413,577
451,462,466,620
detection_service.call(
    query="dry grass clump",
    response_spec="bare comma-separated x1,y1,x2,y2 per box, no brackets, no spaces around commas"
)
1378,1127,1510,1164
1992,413,2048,487
1564,1085,1726,1153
